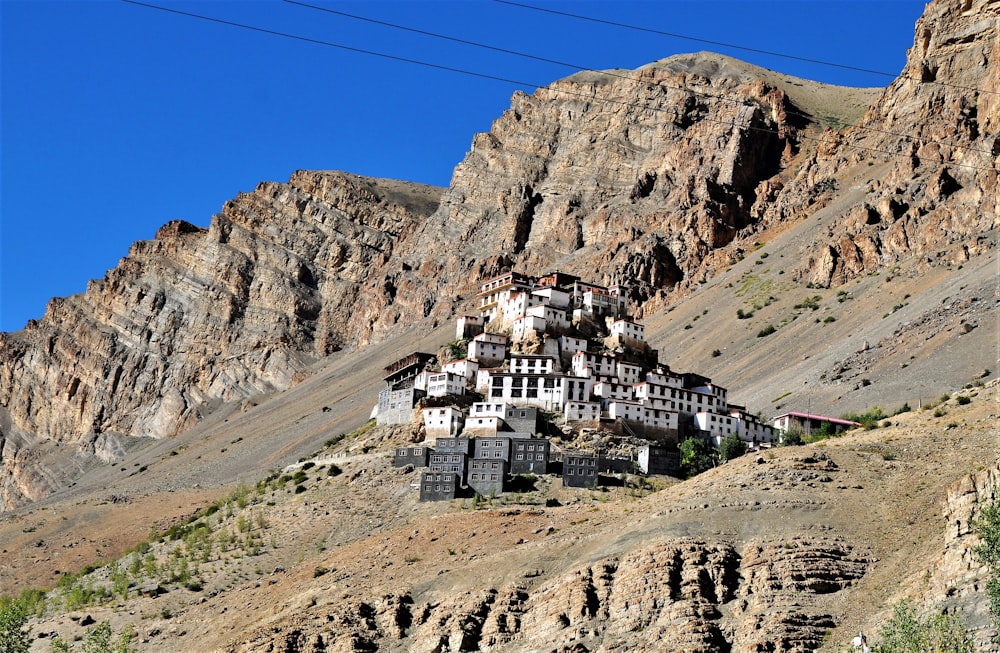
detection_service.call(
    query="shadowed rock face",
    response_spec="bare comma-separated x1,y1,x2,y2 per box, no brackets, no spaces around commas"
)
0,0,997,510
225,537,868,653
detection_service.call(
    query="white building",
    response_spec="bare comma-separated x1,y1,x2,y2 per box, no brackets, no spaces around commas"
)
423,407,464,437
427,372,466,398
559,335,588,358
478,272,534,323
511,314,547,341
468,332,508,366
488,373,594,412
615,361,643,385
564,401,601,422
633,381,676,411
610,319,645,344
572,351,617,378
593,381,634,402
694,411,739,446
510,355,557,375
526,304,570,331
531,286,570,309
455,315,485,340
442,359,479,384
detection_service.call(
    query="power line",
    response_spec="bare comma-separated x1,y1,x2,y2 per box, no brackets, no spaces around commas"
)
283,0,994,159
121,0,990,171
494,0,999,98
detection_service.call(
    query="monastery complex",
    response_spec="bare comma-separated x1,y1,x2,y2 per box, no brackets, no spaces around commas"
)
374,271,777,500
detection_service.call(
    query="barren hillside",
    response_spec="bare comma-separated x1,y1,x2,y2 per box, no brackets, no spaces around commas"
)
1,0,998,651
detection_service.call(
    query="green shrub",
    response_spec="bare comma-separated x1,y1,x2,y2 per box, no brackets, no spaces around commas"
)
757,324,776,337
973,499,1000,639
868,601,972,652
0,599,30,653
956,395,971,405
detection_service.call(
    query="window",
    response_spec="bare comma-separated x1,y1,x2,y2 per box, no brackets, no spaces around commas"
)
536,454,545,461
516,453,524,460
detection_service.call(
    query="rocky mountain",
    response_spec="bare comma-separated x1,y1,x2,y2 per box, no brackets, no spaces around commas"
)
0,0,997,650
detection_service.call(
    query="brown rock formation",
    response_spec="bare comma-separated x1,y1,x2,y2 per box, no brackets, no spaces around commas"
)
1,0,996,514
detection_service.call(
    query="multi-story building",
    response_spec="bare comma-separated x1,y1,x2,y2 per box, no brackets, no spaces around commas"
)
563,453,599,487
394,445,430,468
419,471,460,502
473,436,512,462
510,438,550,474
422,407,464,438
468,332,508,367
467,459,508,497
427,372,466,398
428,451,467,478
478,272,534,323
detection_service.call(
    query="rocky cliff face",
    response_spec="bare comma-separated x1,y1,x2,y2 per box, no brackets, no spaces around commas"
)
929,463,999,650
0,172,442,507
1,0,996,510
225,536,867,653
776,0,999,285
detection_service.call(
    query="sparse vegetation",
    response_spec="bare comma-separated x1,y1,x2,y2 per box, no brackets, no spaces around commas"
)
736,308,753,320
850,601,974,652
973,499,1000,641
841,407,886,430
680,437,715,478
794,295,822,311
757,324,776,337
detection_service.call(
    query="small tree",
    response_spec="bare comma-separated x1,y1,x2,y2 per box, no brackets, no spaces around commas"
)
871,601,972,652
679,437,714,478
719,434,747,462
973,498,1000,642
0,598,30,653
781,429,803,446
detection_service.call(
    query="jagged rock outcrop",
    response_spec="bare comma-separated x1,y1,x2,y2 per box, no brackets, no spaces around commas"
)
0,172,442,507
781,0,999,285
2,0,997,511
927,462,1000,650
223,537,868,653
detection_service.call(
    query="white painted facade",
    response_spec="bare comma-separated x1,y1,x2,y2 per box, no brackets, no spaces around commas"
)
526,304,570,331
510,355,556,375
564,401,601,422
610,319,645,343
616,361,643,385
469,332,507,366
456,315,485,340
695,410,739,445
593,381,634,402
427,372,466,398
422,407,465,437
572,351,616,378
488,373,594,412
511,314,547,341
531,287,570,309
559,335,588,358
442,359,479,383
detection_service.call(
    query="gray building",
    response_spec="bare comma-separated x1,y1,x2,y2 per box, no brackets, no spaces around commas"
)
563,453,599,488
473,436,512,462
434,437,471,456
504,405,542,434
467,458,508,497
510,438,550,475
429,451,467,479
394,445,431,468
377,386,425,426
419,471,460,502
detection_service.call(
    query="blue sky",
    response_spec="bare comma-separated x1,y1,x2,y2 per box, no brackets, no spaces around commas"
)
1,0,925,332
